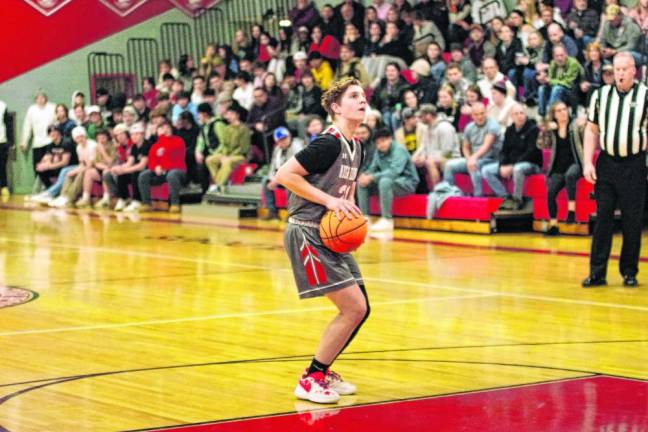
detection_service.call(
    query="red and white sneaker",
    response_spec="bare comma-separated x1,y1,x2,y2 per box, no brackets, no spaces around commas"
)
294,371,340,404
326,370,356,395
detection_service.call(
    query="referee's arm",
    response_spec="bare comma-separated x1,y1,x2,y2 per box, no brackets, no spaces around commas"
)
583,89,600,184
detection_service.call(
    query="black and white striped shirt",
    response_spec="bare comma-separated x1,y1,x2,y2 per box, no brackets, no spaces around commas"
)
588,82,648,158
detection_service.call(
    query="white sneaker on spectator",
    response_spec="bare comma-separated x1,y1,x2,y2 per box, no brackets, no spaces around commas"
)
51,196,69,208
94,196,111,210
207,184,220,193
124,200,141,212
369,217,393,232
75,196,90,208
114,199,126,212
32,192,52,205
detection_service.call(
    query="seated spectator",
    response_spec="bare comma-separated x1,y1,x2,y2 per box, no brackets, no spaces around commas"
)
543,101,585,236
75,129,117,208
364,20,385,56
627,0,648,34
494,25,524,85
413,104,460,188
54,104,75,138
138,120,186,213
449,43,477,83
304,115,325,145
442,62,471,102
436,85,461,131
97,123,149,211
537,44,583,116
395,107,420,155
343,23,366,57
600,5,643,65
261,127,305,220
411,10,446,56
122,106,138,128
467,24,496,69
579,41,608,105
320,4,344,41
142,77,158,109
447,0,472,45
132,94,150,122
516,30,545,105
174,111,200,189
335,44,371,88
565,0,600,49
482,103,541,210
373,62,411,131
308,51,334,91
289,0,320,31
357,127,419,234
233,72,255,111
444,102,503,196
486,80,517,131
191,75,206,106
86,105,108,141
377,22,413,64
354,123,375,172
542,23,579,63
477,58,517,102
424,42,447,85
247,87,286,164
409,59,438,105
49,126,97,208
31,125,76,203
73,105,89,129
207,104,251,193
458,85,489,132
171,91,198,126
195,102,227,193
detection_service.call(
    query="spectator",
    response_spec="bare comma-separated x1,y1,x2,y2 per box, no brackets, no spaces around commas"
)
293,26,313,54
49,126,97,208
449,43,477,83
177,54,197,89
138,120,186,213
364,20,385,56
122,106,138,128
600,5,642,65
378,22,413,63
86,105,107,140
477,58,517,101
543,101,585,235
447,0,472,45
495,25,524,82
342,23,366,57
413,104,460,188
191,76,206,106
580,41,608,104
394,107,420,155
75,129,117,208
411,10,446,56
261,127,305,220
543,23,579,63
172,91,198,125
291,51,310,83
195,102,227,193
516,30,545,105
335,44,371,87
458,84,489,132
355,123,375,172
471,0,506,25
305,115,325,144
247,87,286,164
156,59,178,90
486,80,517,131
444,102,503,196
0,100,11,196
436,85,461,131
206,104,251,194
20,90,56,177
373,62,410,131
142,77,158,109
308,51,334,91
174,111,200,189
297,72,328,124
357,128,419,234
31,125,75,199
442,62,471,102
95,88,114,123
482,103,541,210
233,30,255,61
232,72,255,111
289,0,320,30
73,105,89,129
54,104,75,138
424,42,447,85
100,123,150,211
627,0,648,33
319,4,344,41
467,24,496,69
68,91,86,123
338,0,366,36
371,0,392,20
566,0,600,48
537,44,583,116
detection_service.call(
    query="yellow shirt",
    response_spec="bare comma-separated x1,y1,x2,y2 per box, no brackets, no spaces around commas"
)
311,60,334,91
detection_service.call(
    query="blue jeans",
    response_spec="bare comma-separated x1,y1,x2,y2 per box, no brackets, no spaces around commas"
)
46,165,76,197
482,161,540,201
261,175,281,212
538,85,572,116
357,176,417,219
444,157,496,197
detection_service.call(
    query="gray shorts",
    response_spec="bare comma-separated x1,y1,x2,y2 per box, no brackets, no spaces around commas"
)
284,221,363,299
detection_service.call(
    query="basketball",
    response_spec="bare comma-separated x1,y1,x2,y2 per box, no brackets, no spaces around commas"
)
319,210,368,253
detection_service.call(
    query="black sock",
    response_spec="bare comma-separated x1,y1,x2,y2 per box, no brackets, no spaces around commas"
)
307,358,330,375
567,210,576,223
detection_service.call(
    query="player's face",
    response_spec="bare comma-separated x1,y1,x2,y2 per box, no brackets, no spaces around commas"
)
335,85,367,122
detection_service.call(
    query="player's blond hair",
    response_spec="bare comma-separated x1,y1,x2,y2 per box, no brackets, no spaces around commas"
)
321,77,363,119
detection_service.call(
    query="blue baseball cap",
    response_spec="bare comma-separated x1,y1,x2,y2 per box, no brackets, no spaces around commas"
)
273,126,290,141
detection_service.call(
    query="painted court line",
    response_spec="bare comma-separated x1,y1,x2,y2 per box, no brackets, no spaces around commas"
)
0,293,497,337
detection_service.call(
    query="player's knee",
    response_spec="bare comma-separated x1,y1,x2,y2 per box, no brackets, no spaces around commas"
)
345,300,368,325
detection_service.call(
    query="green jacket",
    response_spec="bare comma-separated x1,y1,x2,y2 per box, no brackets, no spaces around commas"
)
365,141,419,187
196,116,227,156
215,123,250,157
549,57,583,88
601,16,642,52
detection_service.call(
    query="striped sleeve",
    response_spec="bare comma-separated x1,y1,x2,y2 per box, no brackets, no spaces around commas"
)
587,87,599,124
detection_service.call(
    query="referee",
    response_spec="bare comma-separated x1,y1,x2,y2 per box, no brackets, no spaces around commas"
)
582,52,648,288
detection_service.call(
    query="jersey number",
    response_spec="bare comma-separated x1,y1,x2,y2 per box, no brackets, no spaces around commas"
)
338,183,356,200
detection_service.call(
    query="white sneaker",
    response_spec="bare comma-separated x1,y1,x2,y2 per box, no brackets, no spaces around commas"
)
51,196,69,208
294,371,340,404
207,184,220,193
94,196,111,209
124,200,141,212
75,196,90,208
369,217,394,232
114,198,126,212
32,192,52,205
326,370,356,395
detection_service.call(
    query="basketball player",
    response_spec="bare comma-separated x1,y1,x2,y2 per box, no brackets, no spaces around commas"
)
275,77,370,404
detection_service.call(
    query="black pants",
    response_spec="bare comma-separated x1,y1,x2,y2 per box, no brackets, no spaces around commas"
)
546,163,582,219
0,144,8,188
32,147,49,174
104,170,143,201
590,153,647,278
37,168,61,188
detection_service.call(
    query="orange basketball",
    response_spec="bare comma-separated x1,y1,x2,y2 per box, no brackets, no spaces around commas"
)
319,210,368,253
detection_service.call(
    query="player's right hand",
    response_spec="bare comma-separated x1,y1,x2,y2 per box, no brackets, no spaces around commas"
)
326,197,361,220
583,162,597,184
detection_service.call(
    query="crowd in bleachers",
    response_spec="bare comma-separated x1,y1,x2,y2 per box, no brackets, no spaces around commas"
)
2,0,648,233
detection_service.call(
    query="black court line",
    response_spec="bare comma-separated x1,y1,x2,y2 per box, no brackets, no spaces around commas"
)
2,338,647,389
123,375,599,432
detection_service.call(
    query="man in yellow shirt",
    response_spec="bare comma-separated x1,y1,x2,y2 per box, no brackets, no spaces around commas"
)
308,52,334,91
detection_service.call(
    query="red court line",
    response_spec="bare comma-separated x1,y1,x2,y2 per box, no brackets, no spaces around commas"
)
147,376,648,432
4,204,648,262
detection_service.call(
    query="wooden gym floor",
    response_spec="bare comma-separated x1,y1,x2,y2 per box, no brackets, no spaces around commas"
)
0,197,646,431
